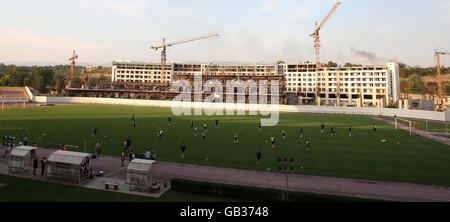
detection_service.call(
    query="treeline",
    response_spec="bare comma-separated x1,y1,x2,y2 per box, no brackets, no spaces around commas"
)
0,63,110,93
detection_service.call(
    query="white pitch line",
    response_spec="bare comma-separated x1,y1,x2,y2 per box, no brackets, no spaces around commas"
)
105,167,125,177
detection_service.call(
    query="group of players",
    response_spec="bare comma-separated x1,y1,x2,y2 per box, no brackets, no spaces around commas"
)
124,113,378,166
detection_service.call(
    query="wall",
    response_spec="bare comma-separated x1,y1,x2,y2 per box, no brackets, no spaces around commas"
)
32,96,450,122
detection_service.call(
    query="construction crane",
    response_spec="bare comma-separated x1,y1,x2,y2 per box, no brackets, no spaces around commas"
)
435,50,450,111
150,33,219,79
67,50,78,88
310,0,341,105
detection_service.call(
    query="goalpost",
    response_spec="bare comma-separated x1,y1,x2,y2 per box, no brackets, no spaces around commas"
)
394,118,413,135
0,97,27,111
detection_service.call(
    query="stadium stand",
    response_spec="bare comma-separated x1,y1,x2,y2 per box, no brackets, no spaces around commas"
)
0,87,31,102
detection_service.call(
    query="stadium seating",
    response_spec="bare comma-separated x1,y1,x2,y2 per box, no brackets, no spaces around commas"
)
0,87,30,101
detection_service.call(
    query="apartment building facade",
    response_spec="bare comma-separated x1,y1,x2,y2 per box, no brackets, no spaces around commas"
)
111,60,399,107
281,62,400,107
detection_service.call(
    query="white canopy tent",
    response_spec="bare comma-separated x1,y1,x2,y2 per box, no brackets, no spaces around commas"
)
126,158,155,192
46,150,92,184
8,146,37,174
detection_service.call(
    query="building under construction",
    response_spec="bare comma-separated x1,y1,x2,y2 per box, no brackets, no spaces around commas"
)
64,60,400,107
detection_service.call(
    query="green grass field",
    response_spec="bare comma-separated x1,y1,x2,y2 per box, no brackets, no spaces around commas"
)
1,104,450,187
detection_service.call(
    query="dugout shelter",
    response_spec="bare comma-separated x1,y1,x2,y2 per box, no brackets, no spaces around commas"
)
126,158,155,192
8,146,37,174
46,150,92,184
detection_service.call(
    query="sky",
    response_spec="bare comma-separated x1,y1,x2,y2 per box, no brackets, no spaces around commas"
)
0,0,449,67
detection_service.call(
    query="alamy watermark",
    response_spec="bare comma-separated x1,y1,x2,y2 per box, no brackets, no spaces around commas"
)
170,73,280,126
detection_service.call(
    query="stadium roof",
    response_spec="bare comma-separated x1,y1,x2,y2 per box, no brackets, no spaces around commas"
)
10,146,37,157
127,158,155,173
47,150,91,165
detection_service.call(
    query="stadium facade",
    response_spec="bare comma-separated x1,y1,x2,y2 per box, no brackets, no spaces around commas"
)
110,61,399,107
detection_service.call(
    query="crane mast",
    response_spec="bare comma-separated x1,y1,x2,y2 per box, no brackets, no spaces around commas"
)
310,1,341,105
68,50,78,88
435,50,450,111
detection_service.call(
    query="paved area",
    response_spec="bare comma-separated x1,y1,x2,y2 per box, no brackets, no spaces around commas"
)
1,146,450,202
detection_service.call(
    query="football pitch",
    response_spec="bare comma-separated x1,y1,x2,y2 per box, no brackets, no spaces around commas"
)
1,104,450,187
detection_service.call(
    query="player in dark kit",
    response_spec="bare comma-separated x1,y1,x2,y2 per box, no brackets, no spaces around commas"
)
168,117,171,125
306,139,311,152
330,127,336,136
215,119,219,127
373,124,377,133
258,122,262,132
270,136,275,148
91,127,98,137
233,134,239,144
256,149,262,165
300,128,303,138
349,126,353,136
191,120,194,128
180,143,186,159
321,124,325,134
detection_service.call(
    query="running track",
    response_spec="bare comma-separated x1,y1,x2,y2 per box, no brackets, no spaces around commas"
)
1,146,450,202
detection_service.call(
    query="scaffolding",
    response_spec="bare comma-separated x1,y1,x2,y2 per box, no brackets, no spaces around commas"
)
8,146,37,174
126,158,155,192
46,150,92,184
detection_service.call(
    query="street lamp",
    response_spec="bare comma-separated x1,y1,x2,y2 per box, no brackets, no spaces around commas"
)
278,157,295,202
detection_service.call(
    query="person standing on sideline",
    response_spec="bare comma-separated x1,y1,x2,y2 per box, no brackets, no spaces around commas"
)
256,149,262,165
23,135,29,146
129,150,135,162
33,157,38,176
181,143,186,159
145,149,151,159
95,141,102,157
41,157,47,176
121,149,126,167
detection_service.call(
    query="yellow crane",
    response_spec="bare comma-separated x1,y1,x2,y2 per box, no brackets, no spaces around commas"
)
435,50,450,111
68,50,78,87
150,33,219,79
310,0,341,105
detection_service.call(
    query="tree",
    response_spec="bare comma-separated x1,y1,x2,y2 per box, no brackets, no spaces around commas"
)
406,74,424,94
70,76,82,88
327,61,338,67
